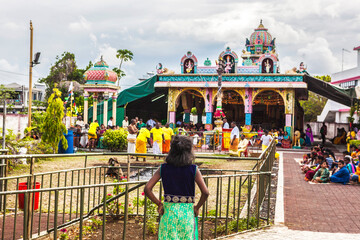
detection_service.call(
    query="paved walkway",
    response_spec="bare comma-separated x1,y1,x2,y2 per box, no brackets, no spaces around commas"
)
229,144,360,239
227,226,360,240
283,151,360,233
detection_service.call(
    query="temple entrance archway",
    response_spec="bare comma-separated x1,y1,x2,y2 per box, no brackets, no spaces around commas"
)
175,89,205,124
252,90,284,130
213,90,245,125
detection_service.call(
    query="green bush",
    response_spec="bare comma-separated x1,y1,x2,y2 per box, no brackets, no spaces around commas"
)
102,129,128,151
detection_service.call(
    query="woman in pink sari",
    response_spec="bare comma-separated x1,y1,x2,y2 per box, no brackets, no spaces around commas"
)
305,124,314,146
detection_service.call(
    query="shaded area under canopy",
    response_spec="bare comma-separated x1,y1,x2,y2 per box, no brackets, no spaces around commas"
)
304,75,357,107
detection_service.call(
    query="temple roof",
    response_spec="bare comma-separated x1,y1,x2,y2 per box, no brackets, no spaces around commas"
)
249,20,273,46
83,56,117,84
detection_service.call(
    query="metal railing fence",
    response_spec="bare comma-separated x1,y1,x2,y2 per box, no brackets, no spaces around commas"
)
0,171,271,240
0,141,276,240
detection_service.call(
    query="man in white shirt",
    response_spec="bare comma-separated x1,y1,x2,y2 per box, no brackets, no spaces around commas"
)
260,130,273,151
229,122,240,155
223,118,229,129
75,115,85,129
238,134,249,157
122,116,129,128
146,117,156,128
108,117,113,128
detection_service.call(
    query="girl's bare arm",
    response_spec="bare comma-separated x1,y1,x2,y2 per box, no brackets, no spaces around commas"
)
194,168,209,216
144,168,162,206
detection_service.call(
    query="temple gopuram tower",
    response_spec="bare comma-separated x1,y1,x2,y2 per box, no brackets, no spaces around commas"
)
82,57,119,126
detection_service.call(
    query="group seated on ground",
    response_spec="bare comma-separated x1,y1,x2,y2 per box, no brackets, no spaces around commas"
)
300,144,360,184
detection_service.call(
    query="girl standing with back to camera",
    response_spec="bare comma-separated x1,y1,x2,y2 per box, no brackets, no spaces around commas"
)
144,135,209,239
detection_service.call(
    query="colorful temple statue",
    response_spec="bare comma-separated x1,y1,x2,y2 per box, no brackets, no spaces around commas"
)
181,51,197,74
185,60,194,73
225,56,234,74
156,63,164,74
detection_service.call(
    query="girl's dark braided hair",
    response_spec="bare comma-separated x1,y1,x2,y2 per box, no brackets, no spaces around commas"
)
165,135,195,167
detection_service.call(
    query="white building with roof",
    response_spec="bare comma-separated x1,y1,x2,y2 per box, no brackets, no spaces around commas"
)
0,82,45,111
317,46,360,123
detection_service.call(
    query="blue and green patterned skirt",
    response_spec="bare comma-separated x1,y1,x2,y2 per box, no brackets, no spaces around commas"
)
158,202,198,239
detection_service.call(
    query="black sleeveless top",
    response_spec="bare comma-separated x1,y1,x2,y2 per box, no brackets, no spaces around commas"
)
160,163,197,203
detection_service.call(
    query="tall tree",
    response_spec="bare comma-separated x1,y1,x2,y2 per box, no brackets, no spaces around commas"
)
299,75,331,122
39,52,91,101
41,87,68,153
113,49,133,86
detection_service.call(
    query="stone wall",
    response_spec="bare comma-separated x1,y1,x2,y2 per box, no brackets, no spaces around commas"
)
305,122,349,139
0,114,28,138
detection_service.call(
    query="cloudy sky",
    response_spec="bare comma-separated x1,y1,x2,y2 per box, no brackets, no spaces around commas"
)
0,0,359,90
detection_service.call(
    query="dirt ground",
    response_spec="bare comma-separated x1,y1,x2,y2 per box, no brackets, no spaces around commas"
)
86,217,216,240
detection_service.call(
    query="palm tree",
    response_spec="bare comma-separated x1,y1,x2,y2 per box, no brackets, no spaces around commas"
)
115,49,133,87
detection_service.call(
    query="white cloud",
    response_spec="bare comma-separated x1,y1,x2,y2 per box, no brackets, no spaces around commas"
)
2,22,21,31
69,16,91,32
297,37,339,74
100,33,109,39
0,59,19,72
89,33,97,46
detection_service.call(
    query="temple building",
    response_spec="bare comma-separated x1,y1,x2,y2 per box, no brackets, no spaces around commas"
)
86,21,355,137
154,21,304,135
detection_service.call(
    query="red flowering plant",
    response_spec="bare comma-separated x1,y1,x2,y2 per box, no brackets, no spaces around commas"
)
60,228,69,240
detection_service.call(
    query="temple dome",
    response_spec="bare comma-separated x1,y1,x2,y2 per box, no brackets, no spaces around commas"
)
249,20,273,46
83,56,117,84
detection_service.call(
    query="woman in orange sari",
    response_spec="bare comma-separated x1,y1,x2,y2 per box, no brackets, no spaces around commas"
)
162,123,174,153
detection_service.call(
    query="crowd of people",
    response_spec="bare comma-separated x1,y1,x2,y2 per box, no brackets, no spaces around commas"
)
70,114,305,155
300,144,360,184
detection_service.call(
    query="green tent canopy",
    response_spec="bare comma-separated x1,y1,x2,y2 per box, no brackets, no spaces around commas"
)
88,75,157,125
304,75,357,107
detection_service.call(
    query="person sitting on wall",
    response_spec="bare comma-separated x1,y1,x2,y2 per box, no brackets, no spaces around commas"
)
330,160,350,184
281,131,292,148
333,128,347,145
237,134,249,157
